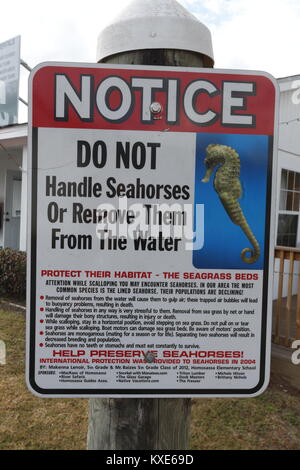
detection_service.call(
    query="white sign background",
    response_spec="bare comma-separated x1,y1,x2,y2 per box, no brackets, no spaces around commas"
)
27,63,278,398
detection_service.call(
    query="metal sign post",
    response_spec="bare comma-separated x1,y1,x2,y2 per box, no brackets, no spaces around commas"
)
27,63,278,402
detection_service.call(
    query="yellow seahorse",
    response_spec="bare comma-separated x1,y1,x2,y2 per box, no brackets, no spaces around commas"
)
201,144,260,264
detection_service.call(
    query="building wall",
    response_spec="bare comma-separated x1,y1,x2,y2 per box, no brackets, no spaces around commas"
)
273,79,300,299
0,146,22,248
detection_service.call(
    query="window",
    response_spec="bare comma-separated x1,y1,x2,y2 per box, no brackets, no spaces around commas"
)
277,169,300,247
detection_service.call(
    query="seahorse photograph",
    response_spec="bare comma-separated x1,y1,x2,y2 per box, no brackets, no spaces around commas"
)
193,133,272,270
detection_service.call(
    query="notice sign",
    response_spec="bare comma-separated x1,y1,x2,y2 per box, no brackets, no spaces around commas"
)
27,63,278,397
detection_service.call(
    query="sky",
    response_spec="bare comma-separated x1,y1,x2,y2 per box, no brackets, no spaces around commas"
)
1,0,300,123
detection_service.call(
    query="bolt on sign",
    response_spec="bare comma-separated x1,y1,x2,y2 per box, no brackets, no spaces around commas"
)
27,63,278,397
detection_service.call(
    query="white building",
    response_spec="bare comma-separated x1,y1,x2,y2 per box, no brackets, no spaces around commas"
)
0,75,300,253
0,123,27,251
276,75,300,248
